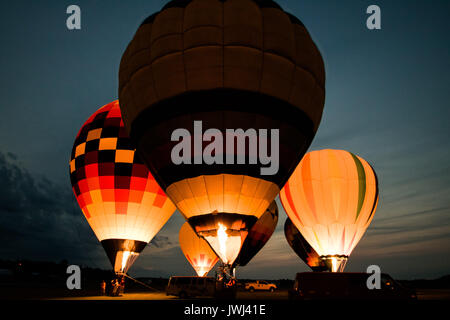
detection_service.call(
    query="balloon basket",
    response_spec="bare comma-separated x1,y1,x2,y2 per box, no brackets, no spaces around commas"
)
215,263,237,299
320,255,348,272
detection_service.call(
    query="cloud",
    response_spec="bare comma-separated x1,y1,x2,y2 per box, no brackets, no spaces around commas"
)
0,151,185,271
149,235,172,248
131,246,192,278
0,152,75,215
0,151,101,265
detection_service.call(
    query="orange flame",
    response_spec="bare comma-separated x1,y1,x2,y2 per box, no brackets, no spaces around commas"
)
217,223,228,262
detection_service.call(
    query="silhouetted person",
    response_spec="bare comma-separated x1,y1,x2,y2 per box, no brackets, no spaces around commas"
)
119,278,125,295
100,280,106,296
110,279,118,296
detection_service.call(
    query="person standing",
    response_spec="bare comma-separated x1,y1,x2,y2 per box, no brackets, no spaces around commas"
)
110,279,118,296
119,278,125,296
100,280,106,296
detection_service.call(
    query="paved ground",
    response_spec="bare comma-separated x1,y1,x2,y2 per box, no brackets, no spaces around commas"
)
53,289,450,300
55,292,176,300
54,290,288,300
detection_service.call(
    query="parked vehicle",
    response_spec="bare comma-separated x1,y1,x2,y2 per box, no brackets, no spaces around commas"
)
289,272,417,300
166,276,215,298
245,280,277,292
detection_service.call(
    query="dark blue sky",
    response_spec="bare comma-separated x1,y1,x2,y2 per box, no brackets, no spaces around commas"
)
0,0,449,279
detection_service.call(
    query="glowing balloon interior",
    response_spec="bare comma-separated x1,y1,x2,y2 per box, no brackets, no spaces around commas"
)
179,222,219,277
70,101,176,273
280,149,379,272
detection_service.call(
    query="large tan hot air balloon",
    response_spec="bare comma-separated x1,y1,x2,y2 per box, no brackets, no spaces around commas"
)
280,149,379,272
179,222,219,277
118,0,325,268
70,101,176,274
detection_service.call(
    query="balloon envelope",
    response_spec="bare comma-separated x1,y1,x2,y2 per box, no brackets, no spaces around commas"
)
179,222,219,277
234,201,278,267
70,101,176,274
118,0,325,266
284,218,326,271
280,149,379,272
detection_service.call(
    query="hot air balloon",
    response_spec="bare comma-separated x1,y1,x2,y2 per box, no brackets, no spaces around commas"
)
280,149,379,272
234,201,278,267
118,0,325,268
70,101,176,274
179,222,219,277
284,218,326,271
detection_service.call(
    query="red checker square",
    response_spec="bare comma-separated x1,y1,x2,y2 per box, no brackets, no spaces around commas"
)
98,163,115,176
101,189,115,202
84,163,99,178
107,105,121,118
129,177,148,191
84,151,99,166
99,176,115,189
115,202,128,215
115,189,130,202
115,176,131,189
77,179,89,194
146,179,160,193
128,190,144,203
153,193,166,208
82,208,91,219
131,164,149,178
83,192,93,206
86,177,100,190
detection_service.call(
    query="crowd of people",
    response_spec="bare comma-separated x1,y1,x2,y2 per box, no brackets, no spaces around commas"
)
100,277,125,296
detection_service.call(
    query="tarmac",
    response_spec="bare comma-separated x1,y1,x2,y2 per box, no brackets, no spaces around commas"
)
52,289,450,300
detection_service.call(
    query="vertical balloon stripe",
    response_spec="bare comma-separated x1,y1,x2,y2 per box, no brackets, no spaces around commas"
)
345,228,358,255
185,254,194,266
328,150,342,221
301,155,317,218
366,196,379,226
340,229,347,253
313,229,323,253
366,163,379,224
349,152,366,221
281,182,303,225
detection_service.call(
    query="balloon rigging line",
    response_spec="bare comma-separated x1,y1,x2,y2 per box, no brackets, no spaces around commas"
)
122,273,159,292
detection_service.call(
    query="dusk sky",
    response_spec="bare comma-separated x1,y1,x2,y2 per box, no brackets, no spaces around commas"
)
0,0,449,280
